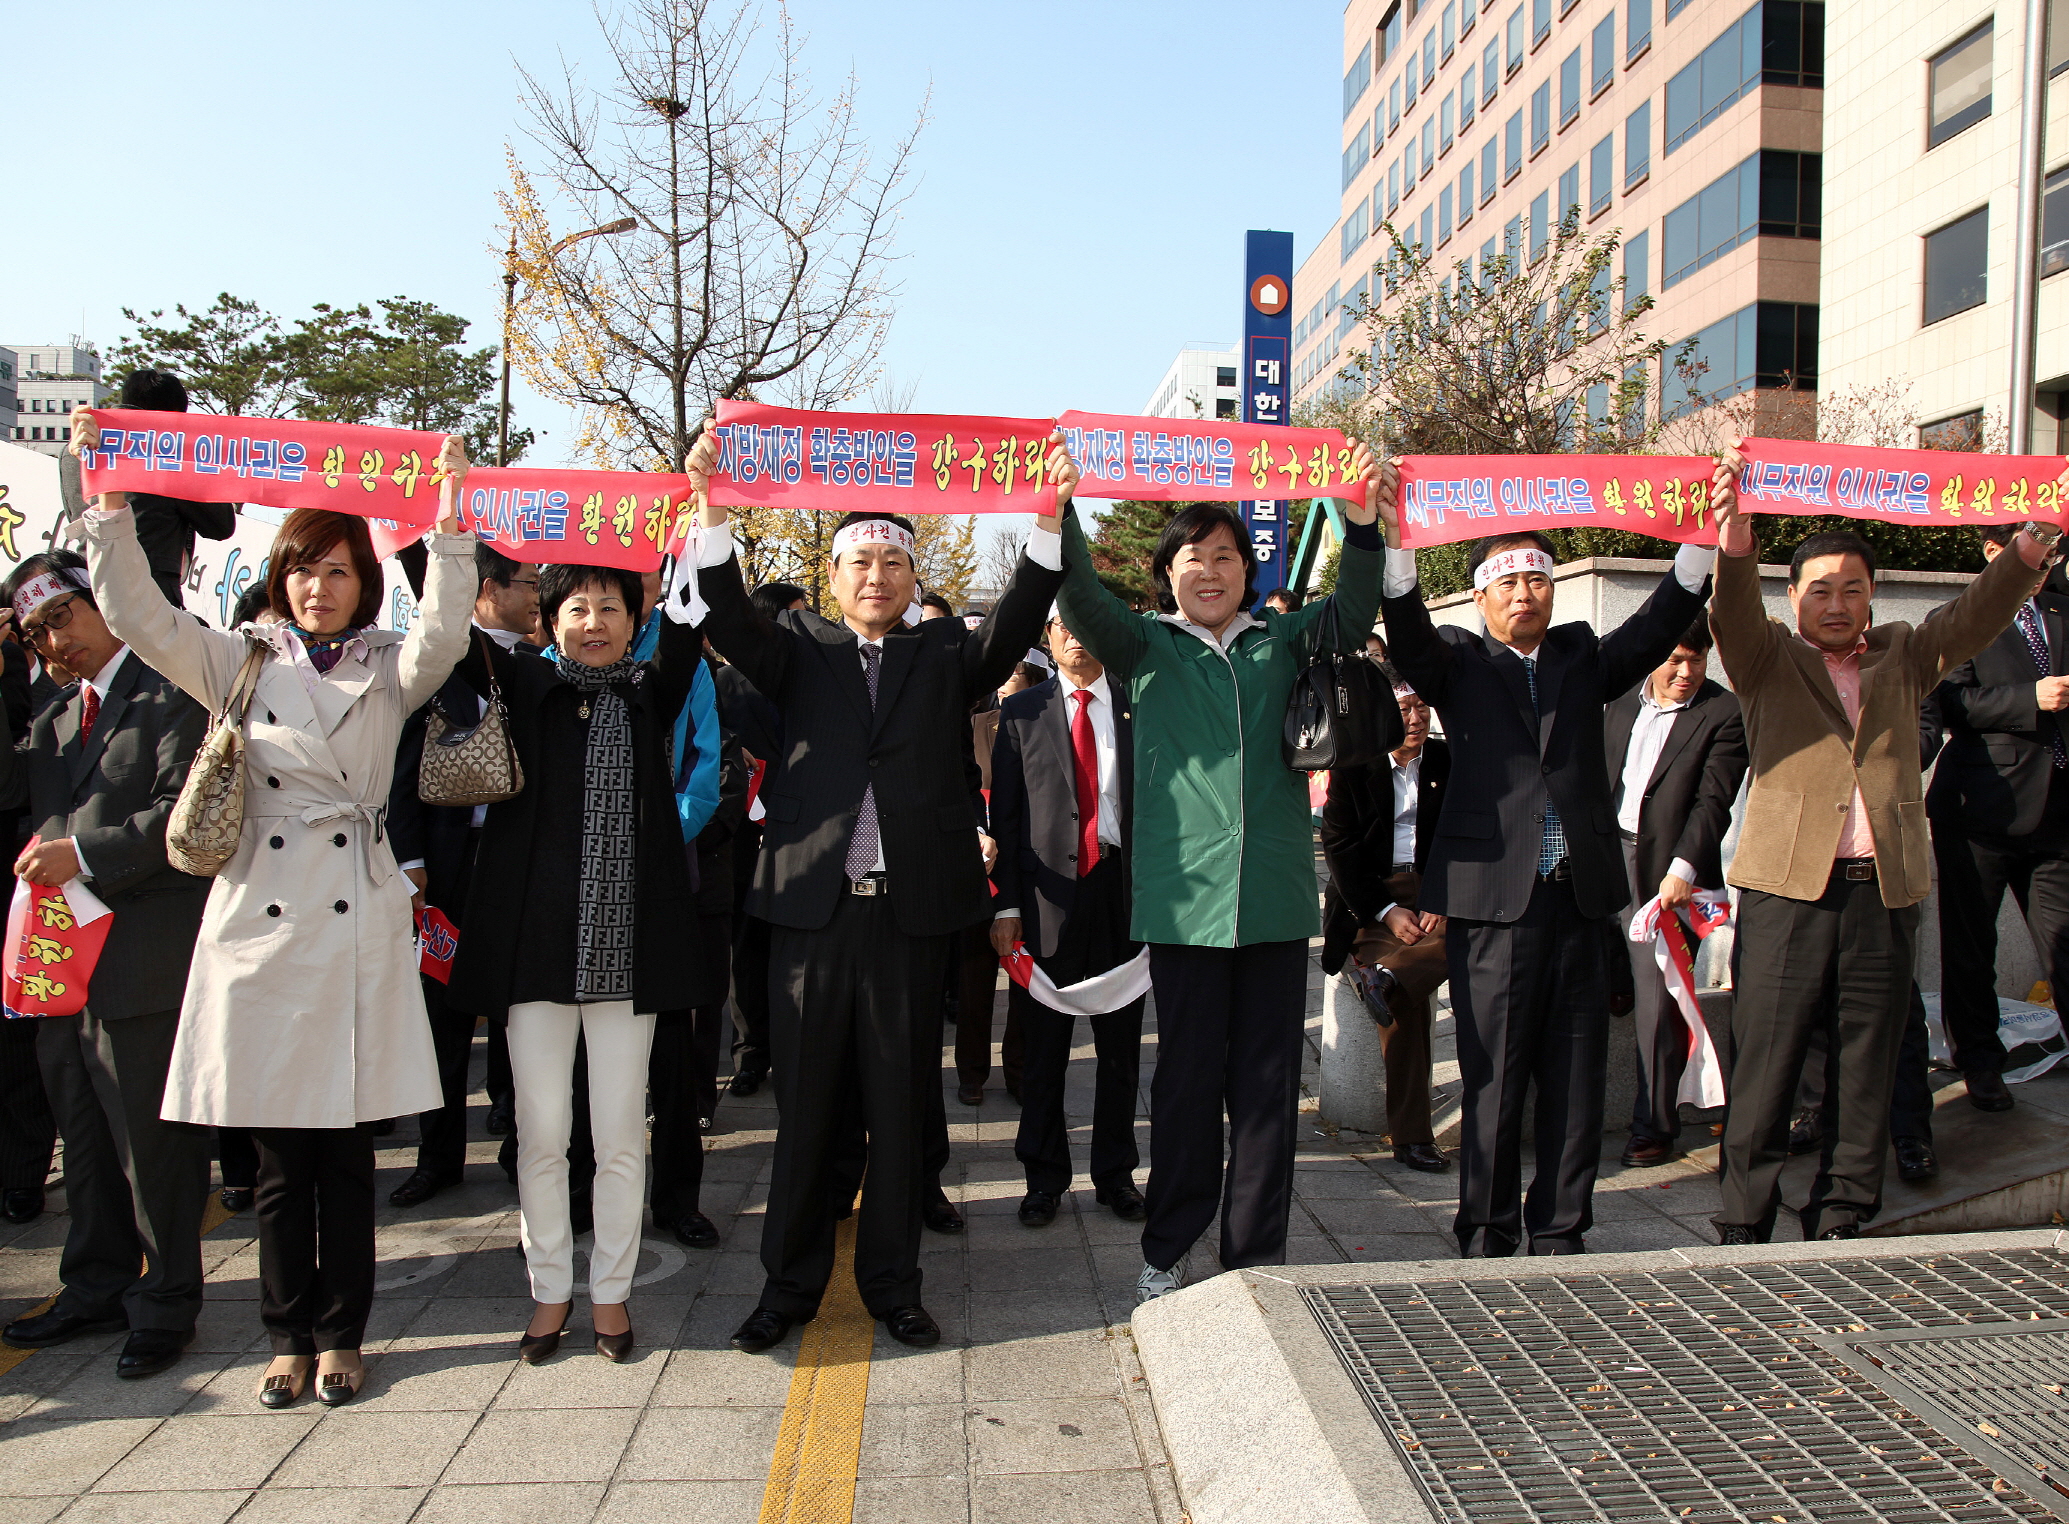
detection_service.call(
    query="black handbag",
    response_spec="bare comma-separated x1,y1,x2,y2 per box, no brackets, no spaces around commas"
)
1282,599,1403,771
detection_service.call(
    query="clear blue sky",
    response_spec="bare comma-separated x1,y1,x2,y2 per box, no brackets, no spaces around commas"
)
6,0,1342,466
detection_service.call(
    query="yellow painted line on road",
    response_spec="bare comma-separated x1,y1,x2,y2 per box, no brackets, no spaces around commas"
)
0,1190,241,1379
756,1213,875,1524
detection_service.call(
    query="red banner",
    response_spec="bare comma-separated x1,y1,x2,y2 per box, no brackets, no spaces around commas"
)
2,871,113,1020
1056,411,1366,504
1394,455,1720,548
417,906,459,985
1737,437,2068,527
460,468,692,571
705,400,1060,515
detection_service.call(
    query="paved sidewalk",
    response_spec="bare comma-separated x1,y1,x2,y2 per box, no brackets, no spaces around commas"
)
0,953,1752,1524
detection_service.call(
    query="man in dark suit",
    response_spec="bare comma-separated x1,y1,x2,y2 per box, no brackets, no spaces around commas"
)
0,552,212,1378
989,609,1146,1227
1376,500,1713,1257
1603,619,1747,1166
687,435,1070,1354
1928,521,2069,1117
1320,665,1452,1171
387,545,541,1208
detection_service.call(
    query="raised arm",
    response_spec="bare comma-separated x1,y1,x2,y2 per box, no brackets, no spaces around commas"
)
81,501,250,712
396,439,479,711
1705,455,1783,693
1054,508,1150,678
1910,534,2052,686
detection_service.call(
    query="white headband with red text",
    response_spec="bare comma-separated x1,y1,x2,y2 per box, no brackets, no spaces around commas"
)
11,570,87,625
1473,546,1555,591
832,519,916,562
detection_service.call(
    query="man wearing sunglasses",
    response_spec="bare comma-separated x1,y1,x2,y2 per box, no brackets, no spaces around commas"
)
0,552,214,1380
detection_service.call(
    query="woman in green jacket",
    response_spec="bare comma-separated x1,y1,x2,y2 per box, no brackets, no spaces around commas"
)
1054,449,1385,1302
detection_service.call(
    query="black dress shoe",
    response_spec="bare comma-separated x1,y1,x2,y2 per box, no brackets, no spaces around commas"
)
1895,1136,1939,1183
731,1306,796,1353
595,1324,635,1362
3,1309,126,1349
957,1084,984,1106
388,1168,461,1208
1966,1069,2015,1112
218,1186,254,1213
922,1195,965,1234
1,1186,44,1224
670,1211,720,1249
1715,1224,1762,1246
728,1068,765,1098
116,1328,193,1379
485,1100,515,1136
1816,1222,1861,1241
1394,1144,1451,1173
1786,1111,1823,1156
1096,1183,1148,1221
519,1315,571,1364
879,1305,940,1347
1017,1190,1059,1227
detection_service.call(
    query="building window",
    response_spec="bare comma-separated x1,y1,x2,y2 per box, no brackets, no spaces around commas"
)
1345,41,1374,119
1920,411,1984,450
1215,399,1238,420
1664,6,1762,156
1440,185,1456,243
1662,154,1762,288
1558,163,1580,219
1559,48,1581,125
1591,14,1615,93
1481,237,1499,283
1667,0,1692,17
1756,302,1818,387
1462,0,1476,38
1382,2,1406,62
1504,214,1524,262
1928,22,1993,148
1344,122,1372,188
1406,135,1419,191
1216,366,1237,387
1460,161,1477,222
1667,301,1817,416
1443,1,1458,57
2042,164,2069,277
1924,207,1988,324
1758,149,1821,237
1532,0,1552,46
1484,39,1502,99
1424,116,1438,166
1342,199,1373,263
1389,161,1402,213
1505,109,1524,178
1442,95,1456,151
1421,205,1437,251
1530,190,1550,258
1589,133,1614,214
1763,1,1825,87
1625,99,1651,185
1462,67,1477,126
1481,137,1500,200
1406,48,1420,109
1507,5,1526,72
1389,77,1403,132
1531,81,1551,153
1628,0,1653,56
1624,228,1650,306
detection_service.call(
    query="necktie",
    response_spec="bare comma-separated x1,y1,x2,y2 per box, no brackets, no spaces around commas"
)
1521,656,1567,875
1071,687,1101,877
78,686,99,743
2018,605,2068,769
843,644,883,880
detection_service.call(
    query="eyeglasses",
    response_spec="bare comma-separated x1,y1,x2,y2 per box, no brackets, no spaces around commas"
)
20,595,79,647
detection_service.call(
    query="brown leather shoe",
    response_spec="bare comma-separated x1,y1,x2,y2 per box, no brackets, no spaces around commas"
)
1620,1137,1675,1168
957,1084,984,1106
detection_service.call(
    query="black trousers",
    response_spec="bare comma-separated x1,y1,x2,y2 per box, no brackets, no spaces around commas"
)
415,977,479,1180
1449,874,1611,1258
1793,982,1936,1144
252,1126,377,1355
651,1008,723,1221
954,924,1024,1092
759,893,951,1318
1934,794,2069,1076
0,1015,55,1191
218,1128,259,1190
1622,836,1688,1144
1012,855,1143,1196
1141,939,1309,1273
37,1009,211,1332
1718,875,1916,1239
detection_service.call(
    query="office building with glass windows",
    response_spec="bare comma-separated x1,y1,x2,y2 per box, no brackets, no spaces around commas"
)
1819,5,2069,449
1142,344,1242,421
1292,0,1825,429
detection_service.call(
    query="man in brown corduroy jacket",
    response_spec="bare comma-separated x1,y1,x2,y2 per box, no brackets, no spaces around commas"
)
1707,450,2062,1244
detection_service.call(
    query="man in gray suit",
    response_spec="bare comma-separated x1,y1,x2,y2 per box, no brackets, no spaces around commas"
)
0,551,212,1378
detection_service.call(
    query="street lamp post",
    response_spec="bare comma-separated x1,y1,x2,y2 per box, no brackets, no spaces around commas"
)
495,217,639,467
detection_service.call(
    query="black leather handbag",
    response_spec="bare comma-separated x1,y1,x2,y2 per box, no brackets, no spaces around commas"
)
1282,599,1403,772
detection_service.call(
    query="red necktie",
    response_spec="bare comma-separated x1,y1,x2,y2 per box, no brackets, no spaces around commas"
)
1071,687,1100,877
78,687,99,742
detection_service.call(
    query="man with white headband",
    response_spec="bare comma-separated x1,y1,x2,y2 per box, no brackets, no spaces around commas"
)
1373,490,1715,1259
683,429,1073,1356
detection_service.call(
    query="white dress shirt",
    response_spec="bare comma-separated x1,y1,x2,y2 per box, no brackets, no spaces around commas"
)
1374,746,1425,921
1616,680,1700,886
66,646,132,884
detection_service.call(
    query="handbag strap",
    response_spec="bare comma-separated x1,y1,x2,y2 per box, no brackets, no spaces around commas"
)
220,639,268,727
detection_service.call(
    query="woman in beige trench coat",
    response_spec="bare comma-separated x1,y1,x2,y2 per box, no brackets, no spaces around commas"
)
75,419,476,1409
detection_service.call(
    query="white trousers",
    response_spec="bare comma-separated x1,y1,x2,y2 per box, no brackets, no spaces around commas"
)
507,1000,656,1304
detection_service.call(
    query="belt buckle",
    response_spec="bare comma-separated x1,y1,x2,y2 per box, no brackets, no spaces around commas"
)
1844,861,1875,882
849,876,880,897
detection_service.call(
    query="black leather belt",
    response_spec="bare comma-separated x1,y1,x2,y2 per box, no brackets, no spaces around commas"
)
1391,862,1416,875
1541,859,1572,882
1834,857,1876,883
848,872,889,897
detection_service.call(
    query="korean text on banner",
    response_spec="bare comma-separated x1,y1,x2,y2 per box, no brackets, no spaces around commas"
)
705,400,1060,515
1737,437,2069,527
77,409,448,538
2,873,114,1020
1394,455,1720,548
462,467,693,571
1055,412,1367,505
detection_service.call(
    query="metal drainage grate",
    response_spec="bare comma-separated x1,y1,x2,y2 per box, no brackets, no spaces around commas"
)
1304,1249,2069,1523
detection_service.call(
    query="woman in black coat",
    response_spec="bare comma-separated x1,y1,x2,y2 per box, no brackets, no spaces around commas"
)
445,562,716,1366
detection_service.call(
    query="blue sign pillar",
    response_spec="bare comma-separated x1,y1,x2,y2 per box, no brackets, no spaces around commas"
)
1241,229,1293,594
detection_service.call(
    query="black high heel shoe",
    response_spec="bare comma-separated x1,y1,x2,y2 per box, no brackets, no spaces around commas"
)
595,1325,635,1362
519,1312,571,1365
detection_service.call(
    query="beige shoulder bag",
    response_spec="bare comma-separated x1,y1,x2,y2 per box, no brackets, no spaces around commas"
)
418,630,524,807
167,639,269,877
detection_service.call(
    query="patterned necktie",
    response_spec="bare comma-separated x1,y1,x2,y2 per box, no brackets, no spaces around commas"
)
78,686,99,743
2017,605,2068,769
843,644,883,880
1521,655,1567,874
1071,687,1101,877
